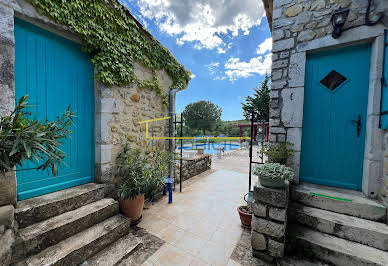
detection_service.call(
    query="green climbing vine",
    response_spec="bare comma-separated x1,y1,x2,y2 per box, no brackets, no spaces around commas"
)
29,0,191,105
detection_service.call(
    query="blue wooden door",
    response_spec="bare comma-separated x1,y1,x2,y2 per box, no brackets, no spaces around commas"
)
14,19,94,200
300,44,371,191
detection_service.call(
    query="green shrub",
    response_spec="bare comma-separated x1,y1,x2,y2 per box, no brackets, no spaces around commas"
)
115,144,173,200
253,163,294,181
0,95,74,175
261,142,294,165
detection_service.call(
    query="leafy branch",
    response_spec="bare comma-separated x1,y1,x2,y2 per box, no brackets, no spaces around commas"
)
0,96,75,175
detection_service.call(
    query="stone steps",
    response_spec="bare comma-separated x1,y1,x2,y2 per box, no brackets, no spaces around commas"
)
291,183,387,222
16,215,132,266
15,183,113,228
289,203,388,251
84,233,143,266
13,198,118,263
288,225,388,266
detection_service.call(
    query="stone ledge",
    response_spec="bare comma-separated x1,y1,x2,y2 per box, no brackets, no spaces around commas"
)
252,216,286,238
268,239,285,257
0,171,16,206
253,181,289,208
0,205,14,229
251,231,266,251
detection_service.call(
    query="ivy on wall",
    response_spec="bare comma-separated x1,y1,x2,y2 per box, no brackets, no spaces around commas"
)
29,0,191,105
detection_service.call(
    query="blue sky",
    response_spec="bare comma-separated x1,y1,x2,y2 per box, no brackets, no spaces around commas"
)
120,0,272,121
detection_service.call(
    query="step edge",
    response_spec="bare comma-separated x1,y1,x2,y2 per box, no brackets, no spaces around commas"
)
290,203,388,232
289,225,388,265
292,186,386,208
84,234,143,266
15,183,110,212
19,214,131,266
289,204,388,251
19,198,118,239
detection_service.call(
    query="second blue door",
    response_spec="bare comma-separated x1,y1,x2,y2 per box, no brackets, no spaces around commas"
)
300,44,371,191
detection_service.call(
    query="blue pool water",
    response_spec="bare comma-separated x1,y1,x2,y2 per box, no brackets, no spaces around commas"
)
179,143,241,154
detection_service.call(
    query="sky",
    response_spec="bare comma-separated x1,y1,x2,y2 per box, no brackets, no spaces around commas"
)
120,0,272,121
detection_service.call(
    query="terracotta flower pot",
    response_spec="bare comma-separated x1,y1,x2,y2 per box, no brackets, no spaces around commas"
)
119,194,144,225
237,206,252,228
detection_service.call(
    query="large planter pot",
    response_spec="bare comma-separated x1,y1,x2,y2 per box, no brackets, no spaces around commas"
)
119,194,144,225
259,175,286,189
237,206,252,228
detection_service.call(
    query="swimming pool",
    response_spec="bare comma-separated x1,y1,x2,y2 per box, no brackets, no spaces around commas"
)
179,143,241,154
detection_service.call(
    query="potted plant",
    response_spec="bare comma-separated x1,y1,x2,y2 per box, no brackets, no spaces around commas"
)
253,163,294,189
261,142,294,165
115,145,173,225
237,205,252,228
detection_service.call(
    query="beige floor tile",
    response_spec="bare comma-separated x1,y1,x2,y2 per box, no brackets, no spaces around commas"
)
146,243,171,263
173,231,208,256
197,241,230,266
186,221,218,240
190,257,210,266
209,228,241,252
140,216,171,235
154,244,195,266
172,215,202,230
155,223,186,244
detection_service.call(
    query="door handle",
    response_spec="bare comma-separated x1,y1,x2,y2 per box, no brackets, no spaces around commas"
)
351,114,361,137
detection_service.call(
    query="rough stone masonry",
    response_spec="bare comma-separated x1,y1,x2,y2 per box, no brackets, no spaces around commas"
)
251,181,289,261
268,0,388,203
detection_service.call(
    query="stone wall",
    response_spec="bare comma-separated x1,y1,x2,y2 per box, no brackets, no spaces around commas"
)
174,155,211,184
269,0,388,198
0,205,15,265
95,62,172,183
380,133,388,211
251,181,289,261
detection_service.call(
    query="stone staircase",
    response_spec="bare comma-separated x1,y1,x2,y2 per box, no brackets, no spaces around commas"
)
287,182,388,266
11,183,143,266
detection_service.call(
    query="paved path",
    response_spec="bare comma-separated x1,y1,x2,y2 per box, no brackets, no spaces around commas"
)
139,149,255,265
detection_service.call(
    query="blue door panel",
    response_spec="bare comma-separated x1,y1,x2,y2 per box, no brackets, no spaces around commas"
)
14,19,94,200
300,44,371,191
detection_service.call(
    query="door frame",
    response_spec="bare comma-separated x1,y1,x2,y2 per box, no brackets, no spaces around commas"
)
286,25,386,198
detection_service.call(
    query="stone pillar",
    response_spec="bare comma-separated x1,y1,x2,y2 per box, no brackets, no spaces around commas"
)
380,131,388,221
95,82,120,183
251,181,289,261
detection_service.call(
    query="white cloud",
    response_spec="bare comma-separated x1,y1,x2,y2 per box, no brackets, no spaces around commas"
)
135,0,265,49
190,73,196,79
217,43,233,54
222,37,272,81
224,54,271,81
256,37,272,55
205,62,221,75
217,47,227,54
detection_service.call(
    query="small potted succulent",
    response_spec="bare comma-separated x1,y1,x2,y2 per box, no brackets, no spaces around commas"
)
253,163,294,189
261,142,294,165
237,205,252,228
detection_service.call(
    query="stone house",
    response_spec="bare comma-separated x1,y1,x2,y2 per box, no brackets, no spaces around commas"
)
0,0,188,264
250,0,388,264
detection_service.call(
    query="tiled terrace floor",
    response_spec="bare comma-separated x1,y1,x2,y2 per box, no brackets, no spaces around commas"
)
139,149,258,265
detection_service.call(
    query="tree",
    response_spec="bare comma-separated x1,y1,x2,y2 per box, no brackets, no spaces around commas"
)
242,74,270,121
182,101,222,135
